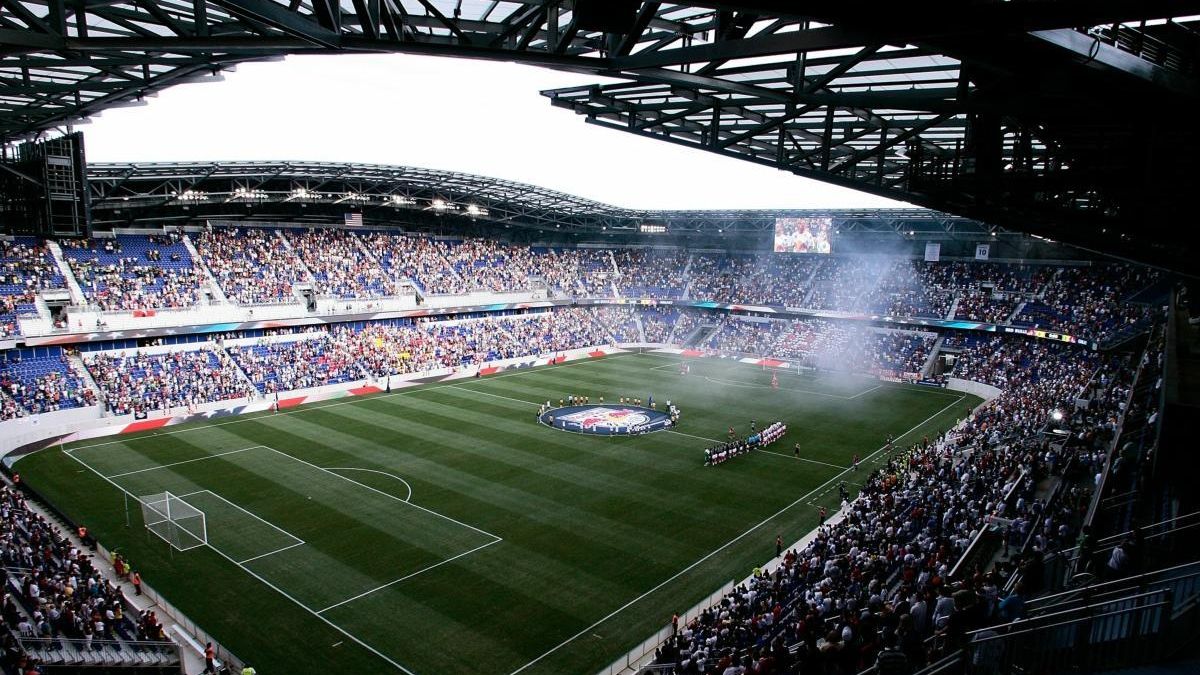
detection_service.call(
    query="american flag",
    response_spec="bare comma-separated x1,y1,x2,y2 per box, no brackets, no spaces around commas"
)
344,212,363,227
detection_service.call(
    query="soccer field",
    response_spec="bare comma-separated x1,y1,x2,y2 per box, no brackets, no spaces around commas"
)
15,352,979,675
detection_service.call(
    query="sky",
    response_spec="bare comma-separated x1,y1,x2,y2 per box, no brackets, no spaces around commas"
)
81,54,909,211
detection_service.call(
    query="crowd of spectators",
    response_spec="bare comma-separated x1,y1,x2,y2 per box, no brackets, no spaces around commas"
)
858,260,955,319
589,306,641,342
807,258,892,311
230,335,365,394
650,331,1135,675
505,308,612,354
59,234,202,311
194,227,310,304
443,239,539,294
0,351,96,421
0,232,1166,346
84,348,253,416
614,250,690,298
1,485,176,672
363,233,464,295
291,229,400,299
226,308,617,394
953,290,1019,324
643,308,681,343
687,255,819,306
1,238,65,338
535,247,614,297
1013,263,1160,340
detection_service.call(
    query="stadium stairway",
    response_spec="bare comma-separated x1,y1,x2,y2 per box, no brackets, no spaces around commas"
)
1007,300,1027,325
216,341,259,398
921,336,945,377
945,293,961,320
683,323,722,348
181,233,229,304
66,349,105,408
273,229,319,299
16,296,54,336
633,313,648,342
43,240,88,307
798,259,826,307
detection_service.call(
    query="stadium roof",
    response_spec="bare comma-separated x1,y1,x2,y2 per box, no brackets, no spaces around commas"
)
88,160,992,237
3,1,1199,268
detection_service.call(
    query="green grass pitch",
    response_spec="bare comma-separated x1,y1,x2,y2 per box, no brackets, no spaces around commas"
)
15,352,980,675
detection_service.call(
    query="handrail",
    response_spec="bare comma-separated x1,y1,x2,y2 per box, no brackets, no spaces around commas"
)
1050,511,1200,557
978,588,1171,636
1024,560,1200,612
949,469,1025,580
971,600,1171,643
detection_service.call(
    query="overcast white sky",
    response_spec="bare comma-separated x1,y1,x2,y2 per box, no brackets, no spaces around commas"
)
82,54,909,211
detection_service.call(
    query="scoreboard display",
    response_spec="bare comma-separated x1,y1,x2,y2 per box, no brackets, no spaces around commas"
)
773,217,832,253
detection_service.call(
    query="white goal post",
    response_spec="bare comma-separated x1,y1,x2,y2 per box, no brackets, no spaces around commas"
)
140,491,207,552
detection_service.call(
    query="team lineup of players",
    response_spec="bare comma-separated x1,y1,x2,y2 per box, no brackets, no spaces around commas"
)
705,421,786,466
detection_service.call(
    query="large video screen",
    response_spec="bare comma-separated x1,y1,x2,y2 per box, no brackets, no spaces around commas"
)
773,217,832,254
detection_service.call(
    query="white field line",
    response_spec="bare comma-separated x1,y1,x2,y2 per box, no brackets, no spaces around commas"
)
665,429,722,444
446,385,541,407
60,448,419,675
258,444,502,542
849,384,883,399
192,488,304,547
507,392,966,675
64,351,642,453
315,538,502,615
323,467,413,502
237,541,306,565
756,449,848,470
100,446,264,478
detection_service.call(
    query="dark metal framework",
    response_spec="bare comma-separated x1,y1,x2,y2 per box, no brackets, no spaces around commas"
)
3,2,1199,268
87,160,996,242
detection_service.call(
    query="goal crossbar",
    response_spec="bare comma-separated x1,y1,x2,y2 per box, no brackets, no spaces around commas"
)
140,491,207,552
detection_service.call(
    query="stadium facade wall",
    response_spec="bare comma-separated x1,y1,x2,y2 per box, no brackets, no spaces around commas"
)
946,377,1003,401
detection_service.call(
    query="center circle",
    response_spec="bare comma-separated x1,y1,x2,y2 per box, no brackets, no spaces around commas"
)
539,404,673,436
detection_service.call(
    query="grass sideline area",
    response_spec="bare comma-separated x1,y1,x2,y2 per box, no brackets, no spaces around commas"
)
15,352,980,675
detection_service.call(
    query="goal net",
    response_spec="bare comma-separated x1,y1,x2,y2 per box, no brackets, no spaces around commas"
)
140,491,207,552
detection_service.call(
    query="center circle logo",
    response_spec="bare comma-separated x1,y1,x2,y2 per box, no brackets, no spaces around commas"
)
539,404,672,436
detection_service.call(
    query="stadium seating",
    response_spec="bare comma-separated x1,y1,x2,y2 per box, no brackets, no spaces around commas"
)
59,234,203,311
0,485,180,671
84,348,253,416
702,318,935,376
1,237,65,338
0,350,96,420
192,227,310,304
613,249,689,298
0,229,1167,344
362,232,465,295
642,307,680,343
290,229,398,299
